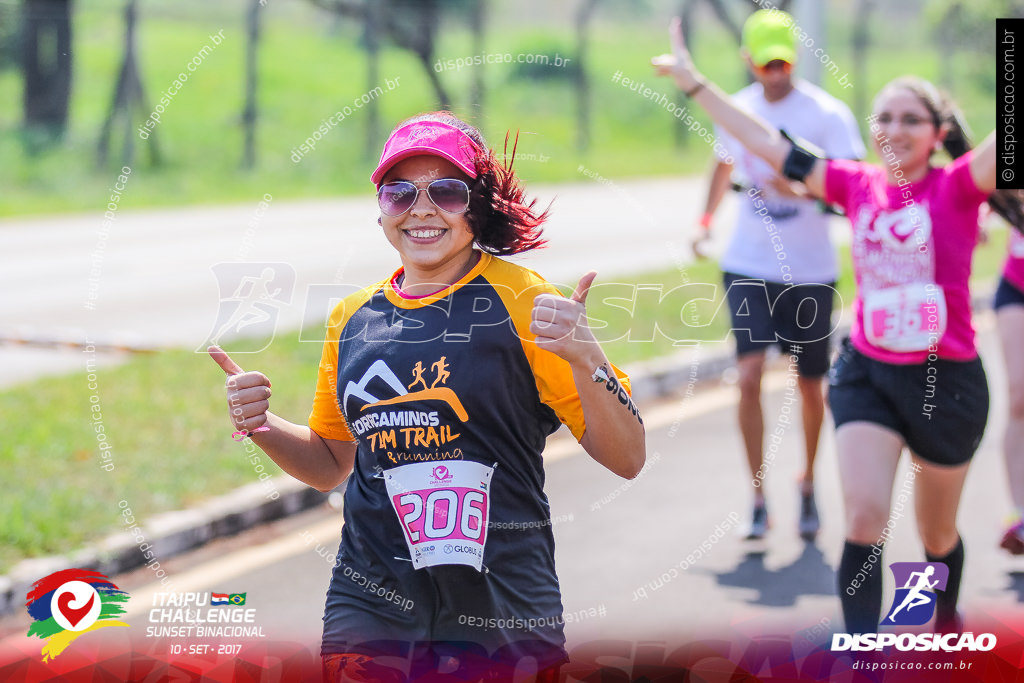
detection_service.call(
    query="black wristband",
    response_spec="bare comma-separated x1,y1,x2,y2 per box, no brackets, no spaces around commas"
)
779,129,823,182
684,80,704,98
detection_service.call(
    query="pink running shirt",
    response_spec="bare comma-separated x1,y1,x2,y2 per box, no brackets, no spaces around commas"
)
824,152,988,364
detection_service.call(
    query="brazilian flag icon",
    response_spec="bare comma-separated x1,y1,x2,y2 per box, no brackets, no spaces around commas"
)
228,593,246,606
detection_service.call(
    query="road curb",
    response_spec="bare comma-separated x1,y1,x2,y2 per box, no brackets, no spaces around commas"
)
0,287,997,617
0,478,327,617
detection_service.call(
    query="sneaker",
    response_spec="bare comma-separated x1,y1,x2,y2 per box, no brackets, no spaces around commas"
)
1000,520,1024,555
745,503,769,540
799,490,820,540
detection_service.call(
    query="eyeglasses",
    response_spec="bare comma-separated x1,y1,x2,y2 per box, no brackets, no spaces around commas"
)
874,113,933,128
755,60,793,75
377,178,471,216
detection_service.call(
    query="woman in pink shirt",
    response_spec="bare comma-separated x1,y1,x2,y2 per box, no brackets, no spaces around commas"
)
995,232,1024,554
653,19,1018,633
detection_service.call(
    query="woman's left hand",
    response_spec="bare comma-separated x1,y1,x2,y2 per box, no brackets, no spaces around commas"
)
531,271,600,367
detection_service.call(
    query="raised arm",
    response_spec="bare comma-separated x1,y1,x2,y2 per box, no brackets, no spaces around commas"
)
652,17,828,198
969,130,998,195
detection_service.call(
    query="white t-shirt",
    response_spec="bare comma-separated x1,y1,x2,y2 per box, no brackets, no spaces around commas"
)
715,80,865,283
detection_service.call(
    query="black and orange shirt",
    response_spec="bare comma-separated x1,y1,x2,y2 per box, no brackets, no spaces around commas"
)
308,252,629,649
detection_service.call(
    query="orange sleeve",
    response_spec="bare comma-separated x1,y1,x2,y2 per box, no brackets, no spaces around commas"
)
485,258,631,442
307,282,384,442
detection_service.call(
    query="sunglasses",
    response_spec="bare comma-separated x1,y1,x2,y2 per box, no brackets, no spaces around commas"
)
755,60,793,75
377,178,471,216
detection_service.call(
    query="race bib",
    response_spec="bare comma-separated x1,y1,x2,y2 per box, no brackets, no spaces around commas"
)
863,282,946,353
384,460,495,571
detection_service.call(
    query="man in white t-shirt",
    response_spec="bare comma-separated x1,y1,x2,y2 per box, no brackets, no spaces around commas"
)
693,9,865,541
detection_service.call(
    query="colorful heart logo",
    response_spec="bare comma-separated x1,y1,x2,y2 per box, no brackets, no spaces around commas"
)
56,591,95,628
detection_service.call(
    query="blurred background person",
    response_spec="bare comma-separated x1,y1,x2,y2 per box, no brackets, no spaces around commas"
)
693,9,864,541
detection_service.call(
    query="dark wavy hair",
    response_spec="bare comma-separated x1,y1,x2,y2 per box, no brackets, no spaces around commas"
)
880,76,1024,231
391,111,548,255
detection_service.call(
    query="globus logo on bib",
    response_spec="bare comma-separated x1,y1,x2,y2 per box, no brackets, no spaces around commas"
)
831,561,996,652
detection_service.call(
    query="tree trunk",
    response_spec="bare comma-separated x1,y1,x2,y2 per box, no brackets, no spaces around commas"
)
96,0,159,167
363,0,381,159
423,58,452,110
573,0,599,152
22,0,72,140
851,0,873,124
468,0,485,118
706,0,741,44
241,0,262,169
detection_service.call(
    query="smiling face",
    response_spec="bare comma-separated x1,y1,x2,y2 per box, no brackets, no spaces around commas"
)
379,155,477,292
871,86,945,182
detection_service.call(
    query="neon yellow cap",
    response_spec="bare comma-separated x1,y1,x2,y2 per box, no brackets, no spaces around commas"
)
742,9,797,67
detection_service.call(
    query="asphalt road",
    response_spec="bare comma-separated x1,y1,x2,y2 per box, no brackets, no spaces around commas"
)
3,318,1019,661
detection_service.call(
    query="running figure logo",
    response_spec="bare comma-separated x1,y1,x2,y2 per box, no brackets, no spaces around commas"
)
883,562,949,626
201,263,295,352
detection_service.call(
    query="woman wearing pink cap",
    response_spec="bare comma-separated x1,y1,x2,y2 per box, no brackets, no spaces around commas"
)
210,111,645,679
653,20,1023,633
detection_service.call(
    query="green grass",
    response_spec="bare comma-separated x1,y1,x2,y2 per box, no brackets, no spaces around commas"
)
1,226,1010,573
0,2,999,217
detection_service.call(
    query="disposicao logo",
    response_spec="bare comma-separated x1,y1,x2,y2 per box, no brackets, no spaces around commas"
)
831,561,996,653
884,562,948,626
25,569,130,661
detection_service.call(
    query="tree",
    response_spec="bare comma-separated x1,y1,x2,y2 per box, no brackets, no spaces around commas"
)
306,0,463,110
850,0,874,123
928,0,1024,94
97,0,160,167
573,0,600,152
241,0,263,169
21,0,72,142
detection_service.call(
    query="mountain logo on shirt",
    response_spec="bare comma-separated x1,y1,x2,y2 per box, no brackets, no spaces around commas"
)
342,357,468,421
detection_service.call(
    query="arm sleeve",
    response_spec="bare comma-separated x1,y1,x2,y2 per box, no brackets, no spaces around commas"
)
946,150,989,208
307,285,383,442
823,158,864,213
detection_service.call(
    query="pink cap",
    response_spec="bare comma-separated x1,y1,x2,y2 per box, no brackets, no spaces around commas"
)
371,120,481,186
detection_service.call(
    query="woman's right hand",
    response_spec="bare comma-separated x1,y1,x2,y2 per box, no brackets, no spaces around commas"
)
208,345,272,434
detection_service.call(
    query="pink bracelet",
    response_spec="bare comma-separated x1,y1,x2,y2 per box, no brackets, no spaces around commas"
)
232,426,270,441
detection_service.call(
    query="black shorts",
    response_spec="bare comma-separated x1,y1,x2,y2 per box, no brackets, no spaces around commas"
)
827,338,989,466
994,276,1024,310
723,272,836,378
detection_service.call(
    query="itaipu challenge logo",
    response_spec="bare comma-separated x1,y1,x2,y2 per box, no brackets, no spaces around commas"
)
25,569,130,661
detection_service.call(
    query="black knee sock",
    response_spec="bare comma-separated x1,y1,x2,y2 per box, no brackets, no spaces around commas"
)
926,535,964,626
838,540,884,633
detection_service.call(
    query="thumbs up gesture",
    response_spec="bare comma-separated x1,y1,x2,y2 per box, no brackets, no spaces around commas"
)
531,271,599,365
208,345,273,435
